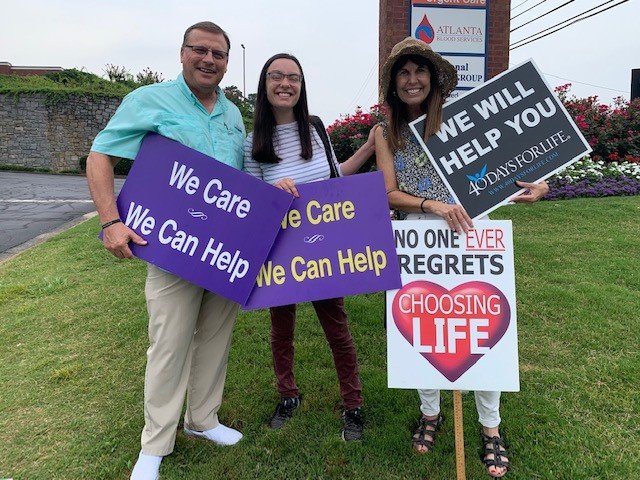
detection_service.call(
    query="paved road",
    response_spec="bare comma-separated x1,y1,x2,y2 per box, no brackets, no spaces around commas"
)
0,172,125,256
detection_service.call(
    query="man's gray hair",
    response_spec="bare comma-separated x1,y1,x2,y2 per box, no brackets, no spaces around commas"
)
182,21,230,52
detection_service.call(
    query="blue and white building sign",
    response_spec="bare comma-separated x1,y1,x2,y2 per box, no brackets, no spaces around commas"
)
411,1,488,97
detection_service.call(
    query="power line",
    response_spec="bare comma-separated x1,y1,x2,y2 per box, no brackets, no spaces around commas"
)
511,0,616,46
365,84,378,108
512,0,577,32
511,0,535,12
511,0,548,20
543,72,627,93
346,60,377,112
510,0,631,50
509,64,628,93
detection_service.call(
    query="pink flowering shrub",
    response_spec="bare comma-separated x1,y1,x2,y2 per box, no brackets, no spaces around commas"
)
327,105,385,173
555,84,640,164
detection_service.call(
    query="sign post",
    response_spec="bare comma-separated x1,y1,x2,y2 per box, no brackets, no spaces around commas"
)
453,390,466,480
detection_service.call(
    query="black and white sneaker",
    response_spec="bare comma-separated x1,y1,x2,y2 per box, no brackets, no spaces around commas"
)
341,407,364,441
269,396,301,429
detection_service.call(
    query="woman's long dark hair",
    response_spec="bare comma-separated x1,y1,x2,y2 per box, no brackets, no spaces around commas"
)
385,54,443,153
251,53,312,164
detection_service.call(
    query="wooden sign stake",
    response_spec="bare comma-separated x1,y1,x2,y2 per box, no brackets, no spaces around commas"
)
453,390,466,480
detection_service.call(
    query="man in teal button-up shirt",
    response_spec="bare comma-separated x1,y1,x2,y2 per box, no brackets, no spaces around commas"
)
86,21,245,480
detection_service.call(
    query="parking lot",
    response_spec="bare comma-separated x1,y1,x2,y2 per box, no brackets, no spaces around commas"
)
0,172,125,260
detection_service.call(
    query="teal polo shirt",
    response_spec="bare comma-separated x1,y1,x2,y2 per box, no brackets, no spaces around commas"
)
91,73,245,169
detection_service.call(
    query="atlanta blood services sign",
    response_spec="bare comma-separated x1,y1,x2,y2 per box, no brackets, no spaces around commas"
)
410,60,591,219
387,220,519,391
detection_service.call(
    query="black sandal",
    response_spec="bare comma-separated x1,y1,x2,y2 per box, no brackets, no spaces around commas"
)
411,413,444,454
481,431,510,477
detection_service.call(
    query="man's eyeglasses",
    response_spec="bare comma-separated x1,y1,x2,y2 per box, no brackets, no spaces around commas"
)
266,71,303,84
184,45,228,61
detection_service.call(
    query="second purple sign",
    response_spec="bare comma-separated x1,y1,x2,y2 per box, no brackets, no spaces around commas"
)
243,171,402,310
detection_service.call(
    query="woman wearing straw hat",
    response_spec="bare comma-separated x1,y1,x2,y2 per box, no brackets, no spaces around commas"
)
375,37,548,478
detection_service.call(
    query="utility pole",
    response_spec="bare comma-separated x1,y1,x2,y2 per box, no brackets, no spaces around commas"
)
241,44,246,98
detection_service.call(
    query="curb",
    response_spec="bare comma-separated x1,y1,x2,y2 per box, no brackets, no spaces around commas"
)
0,211,98,264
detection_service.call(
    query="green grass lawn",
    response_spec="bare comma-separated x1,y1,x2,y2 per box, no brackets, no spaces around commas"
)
1,196,638,480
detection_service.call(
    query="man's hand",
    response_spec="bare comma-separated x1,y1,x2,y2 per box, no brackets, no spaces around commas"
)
102,222,147,259
512,180,550,203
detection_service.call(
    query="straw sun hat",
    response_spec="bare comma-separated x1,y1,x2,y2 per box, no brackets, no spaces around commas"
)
379,37,458,104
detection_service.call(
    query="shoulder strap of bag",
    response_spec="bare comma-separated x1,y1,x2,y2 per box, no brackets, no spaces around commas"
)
310,115,339,178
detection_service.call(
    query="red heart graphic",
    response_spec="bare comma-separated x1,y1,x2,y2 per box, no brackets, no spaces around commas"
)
392,281,510,382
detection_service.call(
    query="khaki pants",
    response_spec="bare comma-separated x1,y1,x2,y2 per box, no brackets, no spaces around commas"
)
141,265,239,456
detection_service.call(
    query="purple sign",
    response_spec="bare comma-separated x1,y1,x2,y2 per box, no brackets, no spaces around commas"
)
114,133,293,305
243,172,402,310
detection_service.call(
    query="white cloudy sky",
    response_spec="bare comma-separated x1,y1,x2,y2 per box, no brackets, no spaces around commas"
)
1,0,638,125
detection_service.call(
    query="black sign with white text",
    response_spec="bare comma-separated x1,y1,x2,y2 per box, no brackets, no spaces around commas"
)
410,60,591,219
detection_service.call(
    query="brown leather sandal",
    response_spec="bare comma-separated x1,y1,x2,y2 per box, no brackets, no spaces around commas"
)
481,431,510,477
411,413,444,454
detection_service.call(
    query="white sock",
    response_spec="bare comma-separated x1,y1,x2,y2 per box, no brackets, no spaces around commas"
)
185,423,243,445
130,451,162,480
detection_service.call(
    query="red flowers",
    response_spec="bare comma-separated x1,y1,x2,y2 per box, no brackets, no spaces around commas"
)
327,105,386,173
555,84,640,165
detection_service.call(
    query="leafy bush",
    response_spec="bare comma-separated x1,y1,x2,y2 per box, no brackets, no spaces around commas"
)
136,67,164,86
114,159,134,176
0,68,135,100
103,64,133,84
327,105,385,173
79,156,132,176
44,69,105,86
555,84,640,164
0,164,50,173
1,65,166,100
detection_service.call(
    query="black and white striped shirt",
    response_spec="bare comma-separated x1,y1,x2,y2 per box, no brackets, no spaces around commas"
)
243,121,341,185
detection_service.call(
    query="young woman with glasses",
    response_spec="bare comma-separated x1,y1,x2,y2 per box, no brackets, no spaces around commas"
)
243,53,377,442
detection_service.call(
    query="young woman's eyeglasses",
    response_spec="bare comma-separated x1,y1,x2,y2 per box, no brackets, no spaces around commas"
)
184,45,228,61
266,71,303,84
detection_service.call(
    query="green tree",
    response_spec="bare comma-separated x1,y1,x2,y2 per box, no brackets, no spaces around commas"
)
223,85,255,132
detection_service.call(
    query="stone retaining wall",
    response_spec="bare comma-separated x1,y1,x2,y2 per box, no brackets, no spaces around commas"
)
0,93,122,172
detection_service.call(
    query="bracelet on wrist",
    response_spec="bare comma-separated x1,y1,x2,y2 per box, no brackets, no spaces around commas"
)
101,218,122,230
420,199,428,213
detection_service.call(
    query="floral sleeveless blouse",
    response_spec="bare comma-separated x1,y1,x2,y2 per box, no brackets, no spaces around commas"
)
383,122,454,219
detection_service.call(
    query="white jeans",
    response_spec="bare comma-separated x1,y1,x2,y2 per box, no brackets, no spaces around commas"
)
418,389,501,428
406,213,501,429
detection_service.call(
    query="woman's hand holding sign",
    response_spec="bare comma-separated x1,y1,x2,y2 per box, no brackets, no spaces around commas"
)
274,177,300,198
512,180,549,203
428,202,474,235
